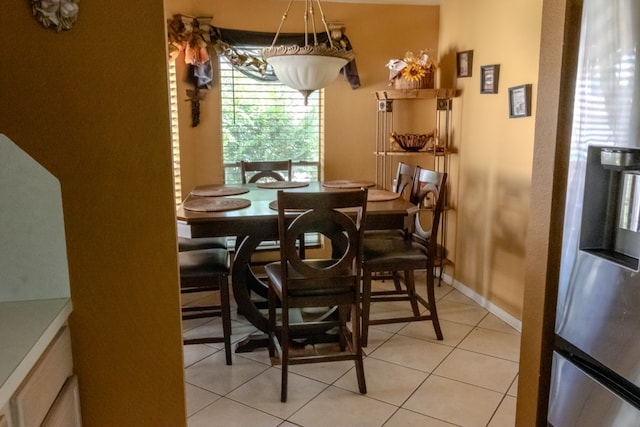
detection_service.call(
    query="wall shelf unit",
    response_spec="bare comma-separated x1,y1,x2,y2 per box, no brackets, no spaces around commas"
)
374,88,459,275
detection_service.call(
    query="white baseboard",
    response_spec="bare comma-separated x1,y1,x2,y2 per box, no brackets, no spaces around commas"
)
440,271,522,333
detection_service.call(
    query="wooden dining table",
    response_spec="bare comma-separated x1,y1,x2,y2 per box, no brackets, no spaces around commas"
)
176,181,418,352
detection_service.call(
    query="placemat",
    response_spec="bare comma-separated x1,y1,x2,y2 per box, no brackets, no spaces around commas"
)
257,181,310,189
367,189,402,202
183,198,251,212
321,180,376,189
190,185,250,197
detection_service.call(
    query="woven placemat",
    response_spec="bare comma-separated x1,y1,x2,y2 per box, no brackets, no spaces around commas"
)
367,189,401,202
321,180,376,189
257,181,310,189
183,198,251,212
190,185,250,197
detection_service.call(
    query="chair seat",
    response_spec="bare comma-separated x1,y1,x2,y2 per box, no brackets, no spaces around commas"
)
178,247,233,364
363,238,427,267
363,229,406,240
266,260,355,297
179,249,229,282
178,236,228,251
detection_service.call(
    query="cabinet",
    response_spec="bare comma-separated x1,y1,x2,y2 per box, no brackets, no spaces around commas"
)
374,88,458,269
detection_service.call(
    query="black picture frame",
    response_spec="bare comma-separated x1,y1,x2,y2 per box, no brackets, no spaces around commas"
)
480,64,500,94
456,50,473,78
508,84,532,118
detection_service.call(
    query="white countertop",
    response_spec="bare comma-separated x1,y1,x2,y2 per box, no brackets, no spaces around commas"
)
0,298,72,409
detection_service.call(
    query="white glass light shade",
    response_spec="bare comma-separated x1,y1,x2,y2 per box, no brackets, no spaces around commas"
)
262,45,353,104
268,55,348,91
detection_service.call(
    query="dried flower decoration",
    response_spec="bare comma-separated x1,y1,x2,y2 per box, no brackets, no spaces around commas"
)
31,0,79,31
386,49,438,84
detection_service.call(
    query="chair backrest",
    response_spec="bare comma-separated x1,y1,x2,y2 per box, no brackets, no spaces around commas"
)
411,169,447,252
240,160,292,184
392,162,415,198
275,189,368,301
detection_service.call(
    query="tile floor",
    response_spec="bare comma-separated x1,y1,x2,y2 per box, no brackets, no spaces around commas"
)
182,271,520,427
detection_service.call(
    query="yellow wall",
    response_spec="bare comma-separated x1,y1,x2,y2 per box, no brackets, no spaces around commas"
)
166,0,440,193
439,0,543,319
0,2,186,425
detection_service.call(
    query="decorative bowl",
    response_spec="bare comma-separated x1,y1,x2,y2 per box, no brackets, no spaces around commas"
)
391,132,433,152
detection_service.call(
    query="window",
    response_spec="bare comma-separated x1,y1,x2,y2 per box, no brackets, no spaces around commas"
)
219,54,322,184
168,61,182,208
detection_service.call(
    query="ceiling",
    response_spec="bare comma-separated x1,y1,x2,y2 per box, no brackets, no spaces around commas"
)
329,0,440,4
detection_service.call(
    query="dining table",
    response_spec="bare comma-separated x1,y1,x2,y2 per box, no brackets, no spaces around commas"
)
176,180,418,352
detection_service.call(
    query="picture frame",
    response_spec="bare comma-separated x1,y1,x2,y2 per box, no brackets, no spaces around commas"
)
456,50,473,78
508,84,532,118
480,64,500,94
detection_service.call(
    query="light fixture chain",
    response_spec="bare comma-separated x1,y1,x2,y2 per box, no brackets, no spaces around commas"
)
314,0,335,48
270,0,295,48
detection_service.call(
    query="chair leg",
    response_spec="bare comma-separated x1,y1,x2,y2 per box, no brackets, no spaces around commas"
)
426,265,443,340
351,303,366,394
404,270,421,317
361,270,373,347
268,288,276,358
220,275,233,365
280,303,289,402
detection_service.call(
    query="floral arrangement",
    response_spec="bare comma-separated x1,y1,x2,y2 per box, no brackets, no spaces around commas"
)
386,49,438,84
31,0,79,31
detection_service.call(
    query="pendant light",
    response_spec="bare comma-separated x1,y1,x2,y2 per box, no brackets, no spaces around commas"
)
261,0,354,105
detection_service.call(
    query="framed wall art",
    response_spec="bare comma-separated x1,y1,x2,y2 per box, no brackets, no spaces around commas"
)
480,64,500,94
457,50,473,78
508,84,532,118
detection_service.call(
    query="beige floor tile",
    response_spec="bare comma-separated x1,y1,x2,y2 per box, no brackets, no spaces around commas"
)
333,358,428,406
369,318,410,335
488,395,517,427
384,408,458,427
362,322,394,346
404,375,503,427
188,397,282,427
183,343,218,368
434,348,519,393
478,313,521,335
397,318,473,347
234,346,273,365
507,375,518,397
184,351,269,395
368,334,452,372
227,367,327,419
440,289,478,306
437,299,488,326
458,327,521,362
287,357,356,384
288,386,397,427
185,383,221,417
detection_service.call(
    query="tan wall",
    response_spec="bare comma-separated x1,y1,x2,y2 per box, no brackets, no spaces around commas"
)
0,2,186,426
439,0,543,319
166,0,440,193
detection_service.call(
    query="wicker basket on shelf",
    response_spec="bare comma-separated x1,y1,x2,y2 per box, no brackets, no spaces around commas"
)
392,72,434,90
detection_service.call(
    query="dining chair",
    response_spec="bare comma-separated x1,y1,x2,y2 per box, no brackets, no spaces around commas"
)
265,188,368,402
365,161,416,241
179,248,233,365
178,236,228,251
240,160,292,184
361,169,447,347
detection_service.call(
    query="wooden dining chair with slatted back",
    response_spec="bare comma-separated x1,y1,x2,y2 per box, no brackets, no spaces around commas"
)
365,162,416,242
361,169,447,347
240,160,292,184
265,188,368,402
179,247,233,365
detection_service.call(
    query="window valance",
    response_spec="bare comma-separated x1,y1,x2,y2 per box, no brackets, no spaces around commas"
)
167,15,360,90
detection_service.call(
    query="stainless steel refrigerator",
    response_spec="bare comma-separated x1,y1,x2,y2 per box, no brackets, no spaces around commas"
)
548,0,640,425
